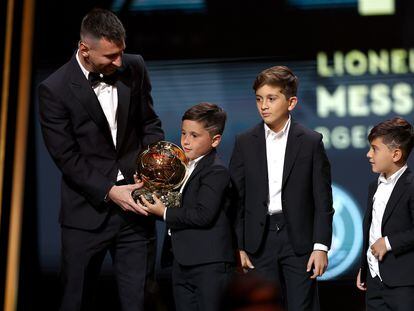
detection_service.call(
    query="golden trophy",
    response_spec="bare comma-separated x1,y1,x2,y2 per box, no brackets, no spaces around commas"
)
132,141,188,208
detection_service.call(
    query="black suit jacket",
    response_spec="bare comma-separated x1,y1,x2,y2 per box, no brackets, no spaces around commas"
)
360,169,414,287
39,53,164,230
166,149,235,266
229,120,334,255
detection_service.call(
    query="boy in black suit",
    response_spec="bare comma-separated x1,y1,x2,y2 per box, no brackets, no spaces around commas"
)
356,117,414,311
229,66,334,311
139,103,235,311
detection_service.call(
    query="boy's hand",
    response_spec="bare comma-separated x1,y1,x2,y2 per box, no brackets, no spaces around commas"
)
371,237,388,261
307,250,328,279
238,250,255,273
356,268,367,291
137,194,166,217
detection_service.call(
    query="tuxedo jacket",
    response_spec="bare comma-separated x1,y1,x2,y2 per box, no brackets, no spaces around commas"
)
39,53,164,230
166,149,236,266
229,120,334,255
360,169,414,287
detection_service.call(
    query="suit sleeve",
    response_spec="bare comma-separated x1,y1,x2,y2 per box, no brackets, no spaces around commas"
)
312,135,334,248
38,83,114,207
387,192,414,256
135,55,164,147
166,167,230,230
229,137,245,250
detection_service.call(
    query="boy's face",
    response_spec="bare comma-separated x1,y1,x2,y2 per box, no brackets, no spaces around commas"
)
255,84,297,132
366,137,402,177
181,120,221,161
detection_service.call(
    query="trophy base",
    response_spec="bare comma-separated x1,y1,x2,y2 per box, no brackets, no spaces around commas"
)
132,188,182,209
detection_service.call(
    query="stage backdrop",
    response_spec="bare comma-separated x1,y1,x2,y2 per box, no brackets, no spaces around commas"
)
35,51,414,279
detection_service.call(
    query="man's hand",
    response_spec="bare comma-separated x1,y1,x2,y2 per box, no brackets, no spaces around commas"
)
137,194,166,217
238,250,255,274
356,269,367,291
307,250,328,279
108,184,148,216
133,174,144,187
371,237,388,261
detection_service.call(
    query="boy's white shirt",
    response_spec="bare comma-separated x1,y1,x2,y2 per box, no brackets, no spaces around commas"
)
264,116,328,252
367,164,408,280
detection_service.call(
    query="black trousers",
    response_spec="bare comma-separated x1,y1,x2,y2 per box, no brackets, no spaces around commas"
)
172,260,234,311
60,206,156,311
366,274,414,311
247,214,319,311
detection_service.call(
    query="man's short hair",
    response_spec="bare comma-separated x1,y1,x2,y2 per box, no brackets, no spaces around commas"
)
182,103,227,136
80,8,125,44
253,65,298,99
368,117,414,161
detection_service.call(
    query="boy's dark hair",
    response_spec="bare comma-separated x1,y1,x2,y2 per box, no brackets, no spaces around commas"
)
253,65,298,99
182,103,227,136
368,117,414,161
80,8,125,44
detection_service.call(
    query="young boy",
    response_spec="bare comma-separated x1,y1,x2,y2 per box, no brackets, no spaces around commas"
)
229,66,334,311
356,117,414,310
138,103,235,311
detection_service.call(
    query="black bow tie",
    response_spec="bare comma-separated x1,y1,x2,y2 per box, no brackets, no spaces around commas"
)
88,72,118,87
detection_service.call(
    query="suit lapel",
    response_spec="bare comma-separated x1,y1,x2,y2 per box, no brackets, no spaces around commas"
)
181,150,216,195
251,123,268,195
282,120,303,188
68,55,115,148
382,169,412,229
115,78,131,152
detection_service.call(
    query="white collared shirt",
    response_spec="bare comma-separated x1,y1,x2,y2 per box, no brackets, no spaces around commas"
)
76,51,124,181
265,117,291,215
367,164,407,279
179,155,205,194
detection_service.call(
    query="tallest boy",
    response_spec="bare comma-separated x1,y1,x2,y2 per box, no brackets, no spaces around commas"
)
39,9,164,311
230,66,334,310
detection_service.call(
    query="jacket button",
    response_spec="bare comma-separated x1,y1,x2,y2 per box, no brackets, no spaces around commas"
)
260,222,264,226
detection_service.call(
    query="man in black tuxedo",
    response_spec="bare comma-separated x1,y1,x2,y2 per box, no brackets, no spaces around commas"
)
38,9,164,311
229,66,334,311
356,117,414,311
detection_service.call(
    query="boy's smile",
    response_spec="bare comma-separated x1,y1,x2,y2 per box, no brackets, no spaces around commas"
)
255,84,297,133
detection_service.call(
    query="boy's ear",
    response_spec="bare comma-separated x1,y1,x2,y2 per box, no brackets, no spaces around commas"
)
211,134,222,148
287,96,298,112
392,148,403,163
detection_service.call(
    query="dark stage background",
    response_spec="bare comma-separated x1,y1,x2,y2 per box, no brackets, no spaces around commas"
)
23,0,414,310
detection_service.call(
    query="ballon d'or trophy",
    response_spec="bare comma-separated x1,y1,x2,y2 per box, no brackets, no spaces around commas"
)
132,141,188,208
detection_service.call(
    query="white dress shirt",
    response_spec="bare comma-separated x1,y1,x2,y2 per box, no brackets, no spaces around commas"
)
265,117,328,252
265,117,290,215
76,51,124,181
367,164,407,280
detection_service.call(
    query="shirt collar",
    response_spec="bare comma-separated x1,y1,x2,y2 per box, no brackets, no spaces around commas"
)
378,164,408,185
188,154,205,170
264,115,291,139
75,50,90,80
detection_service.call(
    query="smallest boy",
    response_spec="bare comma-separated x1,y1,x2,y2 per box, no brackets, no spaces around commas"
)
357,117,414,310
138,103,235,311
